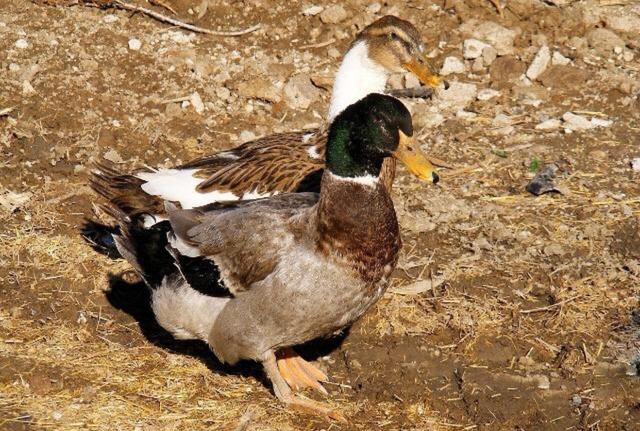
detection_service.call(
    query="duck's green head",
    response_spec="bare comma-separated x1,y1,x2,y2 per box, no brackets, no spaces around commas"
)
326,93,439,184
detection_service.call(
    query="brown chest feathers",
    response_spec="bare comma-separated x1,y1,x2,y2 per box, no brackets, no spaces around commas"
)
317,172,401,283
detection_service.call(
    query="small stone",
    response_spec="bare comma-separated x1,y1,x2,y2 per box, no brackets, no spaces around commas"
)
404,73,420,89
526,45,551,81
435,81,478,110
562,112,593,130
283,74,320,109
239,130,257,143
15,39,28,49
631,158,640,172
190,91,205,114
302,5,323,16
536,375,551,390
623,50,634,62
603,13,640,35
572,395,582,406
237,78,282,103
463,38,490,59
22,80,35,95
77,312,87,325
52,411,63,421
482,46,497,65
551,51,571,66
328,47,340,59
526,163,560,196
471,57,484,73
460,20,518,55
320,5,348,24
536,118,561,130
387,74,404,90
103,14,118,23
586,28,625,54
544,243,566,256
216,86,231,101
366,3,381,14
440,56,466,76
590,117,612,128
477,88,500,101
128,38,141,50
103,149,123,164
8,63,20,72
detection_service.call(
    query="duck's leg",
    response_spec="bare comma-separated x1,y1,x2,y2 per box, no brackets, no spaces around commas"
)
263,351,346,423
276,347,328,395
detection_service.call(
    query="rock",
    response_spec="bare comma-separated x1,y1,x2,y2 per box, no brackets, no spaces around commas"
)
544,243,566,256
237,77,282,103
536,119,561,130
590,117,613,128
471,57,484,73
15,39,28,49
551,51,571,66
440,56,466,75
603,13,640,35
128,38,141,50
631,158,640,172
0,189,32,214
103,14,118,23
490,56,526,87
539,65,588,90
482,46,498,65
8,63,20,72
239,130,257,143
320,5,348,24
283,74,320,109
526,45,550,81
435,81,477,110
463,39,490,59
526,164,561,196
387,74,404,90
366,3,381,14
302,5,323,16
572,395,582,406
404,73,420,89
586,28,625,54
190,91,205,114
103,149,124,164
562,112,592,130
477,88,500,101
566,36,587,53
460,20,518,55
216,86,231,101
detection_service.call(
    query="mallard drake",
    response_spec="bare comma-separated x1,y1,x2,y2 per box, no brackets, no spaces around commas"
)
106,94,438,421
91,15,441,219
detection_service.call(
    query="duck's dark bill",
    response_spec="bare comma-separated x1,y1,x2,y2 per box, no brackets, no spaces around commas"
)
392,131,439,184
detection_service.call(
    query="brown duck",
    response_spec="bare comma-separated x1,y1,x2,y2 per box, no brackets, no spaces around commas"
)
91,15,441,220
106,94,438,421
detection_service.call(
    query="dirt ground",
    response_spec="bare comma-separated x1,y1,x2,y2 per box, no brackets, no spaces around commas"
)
1,0,640,429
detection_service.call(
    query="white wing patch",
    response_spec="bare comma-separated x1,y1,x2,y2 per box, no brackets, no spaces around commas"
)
137,168,273,209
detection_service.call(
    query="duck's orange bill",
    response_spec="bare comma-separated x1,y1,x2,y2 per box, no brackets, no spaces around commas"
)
392,131,439,184
403,56,442,89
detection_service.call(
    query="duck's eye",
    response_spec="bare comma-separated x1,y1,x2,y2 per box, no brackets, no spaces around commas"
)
389,32,399,40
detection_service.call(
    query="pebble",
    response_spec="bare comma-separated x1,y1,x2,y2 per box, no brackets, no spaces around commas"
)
572,395,582,406
320,5,348,24
302,5,323,16
587,28,625,54
128,38,141,50
239,130,257,143
631,158,640,172
463,39,490,59
536,118,561,130
284,74,320,109
562,112,592,130
237,78,282,103
562,112,613,131
8,63,20,72
103,14,118,23
603,13,640,35
471,57,484,73
440,56,466,75
404,73,420,89
551,51,571,66
526,45,551,81
190,91,205,114
15,39,28,49
366,3,382,14
477,88,500,101
435,81,478,110
482,46,497,65
461,20,518,55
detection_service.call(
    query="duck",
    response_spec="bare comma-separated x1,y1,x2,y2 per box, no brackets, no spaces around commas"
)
91,15,441,222
105,93,439,421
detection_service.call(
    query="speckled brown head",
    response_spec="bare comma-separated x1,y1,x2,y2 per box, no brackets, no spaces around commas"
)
354,15,441,88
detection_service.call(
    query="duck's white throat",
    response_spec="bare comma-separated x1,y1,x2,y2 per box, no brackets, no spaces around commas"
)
328,41,389,122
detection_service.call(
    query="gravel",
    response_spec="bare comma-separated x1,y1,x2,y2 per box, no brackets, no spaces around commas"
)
440,56,466,75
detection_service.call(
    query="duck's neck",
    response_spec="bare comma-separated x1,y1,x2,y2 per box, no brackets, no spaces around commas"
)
327,41,389,122
317,171,401,283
